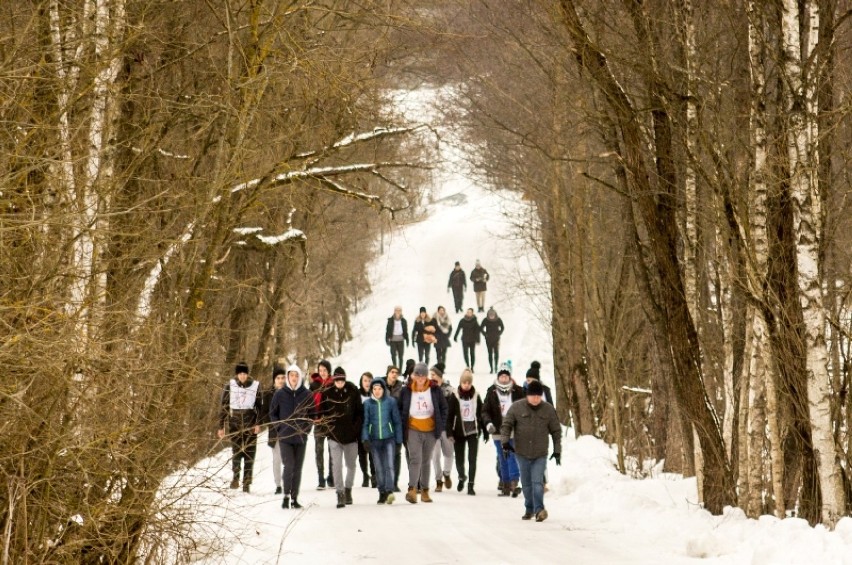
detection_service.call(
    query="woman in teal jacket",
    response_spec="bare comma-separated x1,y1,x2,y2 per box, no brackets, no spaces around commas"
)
361,378,403,504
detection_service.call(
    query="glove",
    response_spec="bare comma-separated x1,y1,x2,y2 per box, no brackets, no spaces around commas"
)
486,423,496,434
502,443,514,457
550,452,561,466
363,441,371,452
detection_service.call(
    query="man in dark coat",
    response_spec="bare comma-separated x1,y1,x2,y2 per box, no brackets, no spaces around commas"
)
218,361,263,492
269,364,313,509
501,379,561,522
447,261,467,313
470,259,490,312
480,307,505,373
453,308,480,371
385,306,409,368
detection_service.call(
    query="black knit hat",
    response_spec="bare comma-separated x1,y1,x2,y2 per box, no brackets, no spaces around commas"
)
333,366,347,380
526,361,541,380
419,306,427,313
235,361,249,375
430,363,444,378
272,366,287,378
526,379,544,396
318,359,332,375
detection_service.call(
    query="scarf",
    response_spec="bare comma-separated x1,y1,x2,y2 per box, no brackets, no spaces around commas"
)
435,311,451,334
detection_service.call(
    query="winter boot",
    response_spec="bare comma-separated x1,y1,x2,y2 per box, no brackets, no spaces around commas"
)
345,487,353,505
242,482,251,493
457,476,466,492
499,482,512,496
386,491,395,504
511,480,521,498
362,475,370,488
229,477,240,489
420,488,433,503
317,476,326,490
443,474,452,489
435,479,443,493
535,509,549,522
521,511,534,520
467,483,476,496
326,475,335,488
282,496,290,509
336,491,346,509
377,491,388,504
405,487,418,504
291,497,302,509
275,486,282,495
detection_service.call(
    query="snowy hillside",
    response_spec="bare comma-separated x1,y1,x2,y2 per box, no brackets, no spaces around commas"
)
170,88,852,565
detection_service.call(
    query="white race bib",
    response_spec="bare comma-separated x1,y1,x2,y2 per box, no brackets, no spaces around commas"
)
460,398,475,422
498,392,511,416
229,380,259,410
410,389,434,420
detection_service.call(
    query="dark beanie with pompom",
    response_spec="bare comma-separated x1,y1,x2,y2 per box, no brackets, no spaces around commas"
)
526,361,541,380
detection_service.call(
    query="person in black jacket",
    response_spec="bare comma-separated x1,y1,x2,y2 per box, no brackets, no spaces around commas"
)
480,307,505,373
320,366,364,508
453,308,480,371
269,364,313,509
470,260,490,313
218,361,263,492
433,305,453,366
482,368,525,497
447,368,484,495
412,307,438,364
385,306,409,368
447,261,467,313
262,366,288,494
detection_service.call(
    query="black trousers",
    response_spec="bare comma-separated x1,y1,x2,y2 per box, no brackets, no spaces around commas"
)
417,342,432,364
279,442,307,498
435,342,447,365
314,433,334,482
452,289,464,312
486,341,499,372
229,426,258,484
389,340,404,368
462,342,476,370
454,434,478,484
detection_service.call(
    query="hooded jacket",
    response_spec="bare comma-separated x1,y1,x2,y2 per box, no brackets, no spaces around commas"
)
269,364,313,445
361,378,404,444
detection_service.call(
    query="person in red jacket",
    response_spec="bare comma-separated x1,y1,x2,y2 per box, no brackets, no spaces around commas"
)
309,360,335,489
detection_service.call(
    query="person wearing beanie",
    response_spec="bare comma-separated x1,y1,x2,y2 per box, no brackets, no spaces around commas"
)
501,373,562,523
447,368,483,495
447,262,467,313
412,307,438,364
218,362,263,492
263,366,289,494
430,365,455,492
524,361,553,405
432,306,453,366
479,307,505,373
383,365,405,492
309,360,335,489
361,377,404,504
385,306,409,369
453,308,481,372
399,362,448,504
320,366,363,508
470,260,490,313
269,364,312,509
482,367,524,497
357,372,377,488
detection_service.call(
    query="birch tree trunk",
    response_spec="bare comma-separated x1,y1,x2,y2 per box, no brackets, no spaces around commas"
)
781,0,845,526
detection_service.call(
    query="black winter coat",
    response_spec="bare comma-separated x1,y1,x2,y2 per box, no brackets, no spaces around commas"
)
453,315,481,344
470,266,489,292
412,317,437,345
385,316,409,345
448,269,467,293
482,382,525,433
447,387,484,441
269,384,313,445
319,381,363,444
480,316,504,345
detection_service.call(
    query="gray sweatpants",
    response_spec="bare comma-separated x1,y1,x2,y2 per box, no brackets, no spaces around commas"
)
328,439,358,493
407,429,437,489
432,431,454,479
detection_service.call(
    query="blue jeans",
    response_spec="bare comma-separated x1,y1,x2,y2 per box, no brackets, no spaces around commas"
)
516,455,547,514
493,439,519,482
370,438,396,493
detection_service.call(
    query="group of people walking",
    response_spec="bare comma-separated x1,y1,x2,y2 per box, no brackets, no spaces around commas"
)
386,303,506,374
218,357,561,522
